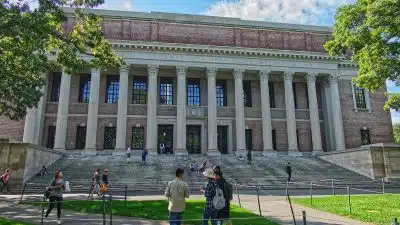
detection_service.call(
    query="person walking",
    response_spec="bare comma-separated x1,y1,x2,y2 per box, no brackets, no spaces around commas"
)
45,170,65,224
89,169,101,198
214,170,232,225
101,169,109,196
0,169,11,193
141,149,148,166
39,166,49,178
165,168,189,225
201,168,217,225
286,162,292,182
126,146,131,163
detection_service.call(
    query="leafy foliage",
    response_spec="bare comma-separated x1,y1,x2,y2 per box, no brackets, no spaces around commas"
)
0,0,123,120
384,93,400,112
393,123,400,143
325,0,400,109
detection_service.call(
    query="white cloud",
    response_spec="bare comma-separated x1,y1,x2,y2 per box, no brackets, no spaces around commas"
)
205,0,354,25
97,0,134,11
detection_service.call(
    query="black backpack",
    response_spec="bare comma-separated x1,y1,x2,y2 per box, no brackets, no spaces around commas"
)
224,181,233,201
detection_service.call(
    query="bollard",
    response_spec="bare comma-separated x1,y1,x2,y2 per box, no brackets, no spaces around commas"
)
392,218,399,225
109,194,113,225
124,185,127,207
347,186,351,214
41,192,45,225
302,211,307,225
102,195,106,225
382,178,385,195
331,178,335,196
19,183,27,202
310,182,313,206
256,187,262,216
235,182,242,208
287,191,297,225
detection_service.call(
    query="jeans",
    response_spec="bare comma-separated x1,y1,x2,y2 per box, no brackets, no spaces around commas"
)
202,208,217,225
45,196,62,219
169,211,183,225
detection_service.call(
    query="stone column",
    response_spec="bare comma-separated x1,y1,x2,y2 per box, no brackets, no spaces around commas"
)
234,68,246,155
207,67,219,155
23,108,37,144
84,68,101,153
54,70,71,150
283,71,298,153
259,70,275,156
115,65,129,152
146,65,159,155
307,73,323,153
34,72,49,146
176,66,188,155
329,74,346,151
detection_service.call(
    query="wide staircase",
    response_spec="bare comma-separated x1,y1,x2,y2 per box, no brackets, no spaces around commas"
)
20,152,392,195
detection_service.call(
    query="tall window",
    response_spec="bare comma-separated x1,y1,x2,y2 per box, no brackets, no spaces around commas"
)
132,77,147,104
104,127,116,149
47,126,56,149
160,78,173,105
360,129,371,145
269,82,275,108
272,129,277,150
132,127,145,149
78,74,91,103
292,83,298,109
106,75,119,103
187,79,200,106
216,80,227,107
75,126,86,149
50,72,61,102
354,85,367,109
243,81,252,107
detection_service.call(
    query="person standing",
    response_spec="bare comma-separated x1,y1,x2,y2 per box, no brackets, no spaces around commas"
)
40,166,49,178
126,146,131,163
286,162,292,182
0,169,11,193
214,171,232,225
247,149,252,165
45,170,65,224
165,168,189,225
201,168,217,225
141,149,148,166
90,169,101,198
101,169,109,195
160,142,166,154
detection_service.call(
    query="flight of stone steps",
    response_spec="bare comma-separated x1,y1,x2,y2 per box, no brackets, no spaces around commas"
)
19,152,394,195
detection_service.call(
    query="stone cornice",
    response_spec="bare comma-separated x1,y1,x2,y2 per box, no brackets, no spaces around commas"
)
109,41,358,67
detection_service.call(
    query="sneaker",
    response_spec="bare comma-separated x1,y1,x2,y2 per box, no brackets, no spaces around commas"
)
57,219,62,224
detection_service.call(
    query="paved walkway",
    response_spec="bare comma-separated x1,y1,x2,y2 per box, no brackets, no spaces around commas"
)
0,194,372,225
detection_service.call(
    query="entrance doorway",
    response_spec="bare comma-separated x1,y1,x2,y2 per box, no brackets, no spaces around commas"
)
187,126,201,154
158,125,173,154
217,126,228,154
245,129,253,150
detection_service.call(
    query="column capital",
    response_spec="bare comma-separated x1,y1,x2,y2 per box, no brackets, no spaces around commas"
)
259,70,271,81
177,66,188,77
233,68,244,79
283,70,295,82
120,65,130,74
306,72,318,83
329,73,340,83
206,67,218,78
147,64,159,76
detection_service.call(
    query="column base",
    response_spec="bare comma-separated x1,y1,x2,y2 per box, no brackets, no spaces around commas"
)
175,149,189,156
263,150,277,157
288,151,303,157
82,150,97,156
207,149,221,156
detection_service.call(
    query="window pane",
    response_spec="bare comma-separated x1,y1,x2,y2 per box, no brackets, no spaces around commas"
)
133,77,147,104
187,79,200,106
216,80,226,107
79,74,91,103
106,75,119,103
160,78,174,105
132,127,145,149
354,86,366,109
360,129,371,145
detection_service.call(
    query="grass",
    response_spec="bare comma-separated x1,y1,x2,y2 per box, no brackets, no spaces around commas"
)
0,218,33,225
30,200,278,225
292,194,400,225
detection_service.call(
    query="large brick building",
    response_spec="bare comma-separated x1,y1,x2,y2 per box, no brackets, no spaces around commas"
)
0,8,393,156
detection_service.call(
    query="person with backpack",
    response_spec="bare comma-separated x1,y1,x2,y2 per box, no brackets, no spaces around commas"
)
44,170,65,224
0,169,11,193
214,171,232,225
200,168,217,225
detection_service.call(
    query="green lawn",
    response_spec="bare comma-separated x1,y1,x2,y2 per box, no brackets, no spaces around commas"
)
292,194,400,225
32,200,278,225
0,218,33,225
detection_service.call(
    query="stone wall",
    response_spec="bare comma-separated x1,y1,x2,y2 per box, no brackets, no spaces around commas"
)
0,116,24,142
317,143,400,180
0,142,65,186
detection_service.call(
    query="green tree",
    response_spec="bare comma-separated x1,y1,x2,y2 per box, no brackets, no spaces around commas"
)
324,0,400,110
0,0,123,120
393,123,400,143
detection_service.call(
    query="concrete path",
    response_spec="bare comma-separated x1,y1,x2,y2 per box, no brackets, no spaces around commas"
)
0,194,373,225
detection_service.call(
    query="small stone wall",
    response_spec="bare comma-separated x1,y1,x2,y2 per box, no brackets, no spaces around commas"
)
0,142,65,187
316,143,400,181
